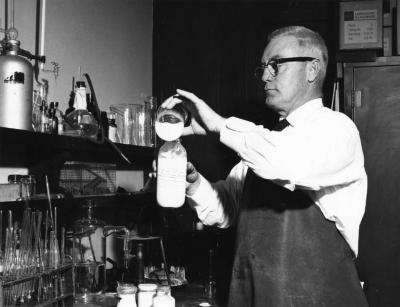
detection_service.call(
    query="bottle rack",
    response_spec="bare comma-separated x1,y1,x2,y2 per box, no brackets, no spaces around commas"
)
1,263,73,306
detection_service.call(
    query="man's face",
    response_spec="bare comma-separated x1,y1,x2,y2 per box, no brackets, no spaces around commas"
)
261,35,310,117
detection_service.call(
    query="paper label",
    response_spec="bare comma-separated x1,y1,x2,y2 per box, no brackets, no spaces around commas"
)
344,9,378,44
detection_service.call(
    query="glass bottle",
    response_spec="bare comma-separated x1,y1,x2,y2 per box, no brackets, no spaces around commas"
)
117,282,137,307
108,112,118,142
64,81,98,139
153,285,175,307
157,139,187,208
39,101,49,133
48,102,58,134
55,102,64,135
137,283,157,307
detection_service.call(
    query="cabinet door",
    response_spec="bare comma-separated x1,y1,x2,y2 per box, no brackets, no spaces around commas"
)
345,63,400,304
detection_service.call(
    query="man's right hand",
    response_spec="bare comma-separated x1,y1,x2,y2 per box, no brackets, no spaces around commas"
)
186,161,201,196
152,159,201,196
161,89,226,137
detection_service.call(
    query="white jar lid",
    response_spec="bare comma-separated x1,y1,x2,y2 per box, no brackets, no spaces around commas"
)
138,283,158,292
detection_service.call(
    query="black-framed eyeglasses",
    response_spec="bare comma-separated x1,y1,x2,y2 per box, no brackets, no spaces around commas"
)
254,57,317,80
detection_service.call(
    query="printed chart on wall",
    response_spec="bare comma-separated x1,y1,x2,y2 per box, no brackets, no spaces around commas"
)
339,0,382,50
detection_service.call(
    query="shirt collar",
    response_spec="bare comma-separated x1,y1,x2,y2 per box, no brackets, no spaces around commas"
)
283,98,323,127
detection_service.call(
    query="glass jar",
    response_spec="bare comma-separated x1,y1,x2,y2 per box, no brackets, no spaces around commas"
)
117,282,137,307
8,174,22,197
20,175,36,198
137,283,157,307
153,285,175,307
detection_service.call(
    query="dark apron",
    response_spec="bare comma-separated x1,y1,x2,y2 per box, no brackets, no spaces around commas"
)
227,170,368,307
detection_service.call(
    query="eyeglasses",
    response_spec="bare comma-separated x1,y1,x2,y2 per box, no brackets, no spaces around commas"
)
254,57,317,80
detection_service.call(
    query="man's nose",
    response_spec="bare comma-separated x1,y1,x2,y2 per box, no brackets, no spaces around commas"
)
262,69,273,82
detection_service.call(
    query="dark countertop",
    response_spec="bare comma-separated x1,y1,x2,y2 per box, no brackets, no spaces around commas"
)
73,283,220,307
173,283,219,307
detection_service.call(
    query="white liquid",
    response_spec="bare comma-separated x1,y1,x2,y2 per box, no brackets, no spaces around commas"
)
117,295,137,307
155,121,184,141
157,154,186,208
153,293,175,307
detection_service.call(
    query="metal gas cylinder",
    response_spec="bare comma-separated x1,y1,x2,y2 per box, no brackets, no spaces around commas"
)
0,39,33,131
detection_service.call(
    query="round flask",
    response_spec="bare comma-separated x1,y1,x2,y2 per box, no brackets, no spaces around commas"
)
155,104,191,141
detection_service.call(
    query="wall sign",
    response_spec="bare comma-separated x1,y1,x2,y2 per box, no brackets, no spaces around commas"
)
339,0,382,50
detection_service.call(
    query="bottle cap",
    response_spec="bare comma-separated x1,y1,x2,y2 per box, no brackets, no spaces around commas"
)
117,283,137,295
76,81,86,88
8,174,22,183
156,285,171,295
21,175,36,182
138,283,157,292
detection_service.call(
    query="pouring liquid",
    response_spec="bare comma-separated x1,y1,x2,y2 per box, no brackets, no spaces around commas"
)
155,115,184,141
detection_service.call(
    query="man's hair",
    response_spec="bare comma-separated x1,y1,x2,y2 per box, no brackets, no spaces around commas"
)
268,26,328,86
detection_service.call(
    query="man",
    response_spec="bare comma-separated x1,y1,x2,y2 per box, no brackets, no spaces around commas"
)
162,26,368,306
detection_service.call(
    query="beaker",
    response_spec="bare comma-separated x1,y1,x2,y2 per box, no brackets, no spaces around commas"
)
74,261,105,303
110,102,156,147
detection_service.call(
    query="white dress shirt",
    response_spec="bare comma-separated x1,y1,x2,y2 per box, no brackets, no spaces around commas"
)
187,98,367,256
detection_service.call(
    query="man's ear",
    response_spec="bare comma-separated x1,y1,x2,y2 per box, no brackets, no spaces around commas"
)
307,59,320,83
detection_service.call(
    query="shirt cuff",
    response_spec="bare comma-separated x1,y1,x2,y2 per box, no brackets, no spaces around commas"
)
186,174,228,227
186,173,213,205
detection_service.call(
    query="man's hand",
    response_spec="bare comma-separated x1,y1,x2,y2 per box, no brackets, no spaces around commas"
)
150,160,201,196
186,161,201,196
161,89,226,136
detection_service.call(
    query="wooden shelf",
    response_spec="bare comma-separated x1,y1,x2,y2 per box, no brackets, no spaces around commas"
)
0,127,156,169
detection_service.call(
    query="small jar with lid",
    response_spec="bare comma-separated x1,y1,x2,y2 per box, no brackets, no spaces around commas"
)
137,283,157,307
8,174,23,197
20,175,36,198
153,285,175,307
116,282,137,307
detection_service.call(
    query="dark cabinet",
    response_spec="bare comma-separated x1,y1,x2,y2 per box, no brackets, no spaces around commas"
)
343,57,400,306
